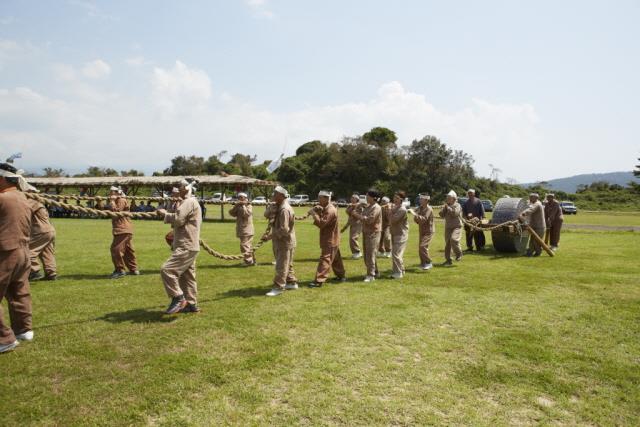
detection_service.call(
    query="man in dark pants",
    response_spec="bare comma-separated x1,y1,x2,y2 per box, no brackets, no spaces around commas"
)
0,163,34,353
462,189,485,251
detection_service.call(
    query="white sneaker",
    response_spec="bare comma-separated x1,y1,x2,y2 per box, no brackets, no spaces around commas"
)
363,275,375,283
386,252,392,258
351,253,362,259
421,263,433,270
266,288,284,297
390,272,403,279
0,340,19,353
285,283,299,290
16,330,34,341
271,261,277,265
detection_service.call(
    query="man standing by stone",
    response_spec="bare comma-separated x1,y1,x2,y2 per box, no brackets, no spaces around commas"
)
26,190,57,281
378,196,392,258
519,193,547,257
228,192,255,266
439,190,463,266
462,189,485,252
156,180,202,313
411,194,435,270
109,186,139,278
0,163,34,353
544,193,564,251
262,186,298,297
345,194,362,259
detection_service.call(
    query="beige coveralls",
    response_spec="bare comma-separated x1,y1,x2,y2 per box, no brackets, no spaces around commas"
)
378,204,392,253
389,204,409,274
521,200,547,255
439,203,463,262
27,198,57,277
271,201,297,289
312,204,346,283
110,197,138,273
161,197,202,305
229,203,255,264
413,205,435,265
0,189,33,346
544,200,564,247
345,204,362,255
361,203,382,277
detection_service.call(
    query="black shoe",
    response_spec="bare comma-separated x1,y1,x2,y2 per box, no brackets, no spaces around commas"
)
180,303,200,313
109,271,126,279
29,271,44,281
333,277,347,283
441,260,453,267
465,248,474,253
44,274,57,281
455,255,462,262
308,282,323,288
165,297,187,314
533,252,541,257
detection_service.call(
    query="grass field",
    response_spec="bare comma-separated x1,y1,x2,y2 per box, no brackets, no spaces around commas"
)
1,209,639,425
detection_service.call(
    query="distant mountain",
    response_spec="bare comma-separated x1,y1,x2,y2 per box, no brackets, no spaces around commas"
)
522,171,639,193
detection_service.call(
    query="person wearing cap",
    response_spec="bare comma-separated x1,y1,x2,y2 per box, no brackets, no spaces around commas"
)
0,163,34,353
26,190,57,281
412,194,435,270
351,189,382,282
345,194,363,259
229,192,255,266
263,199,278,264
308,191,346,287
439,190,463,266
544,193,563,251
108,186,139,279
378,196,392,258
519,193,546,257
156,180,203,313
262,186,298,296
389,191,409,279
462,189,486,252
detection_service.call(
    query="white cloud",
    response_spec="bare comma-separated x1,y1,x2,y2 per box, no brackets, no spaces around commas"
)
67,0,117,21
246,0,275,19
0,39,37,68
151,61,212,117
125,56,151,67
0,77,550,180
81,59,111,79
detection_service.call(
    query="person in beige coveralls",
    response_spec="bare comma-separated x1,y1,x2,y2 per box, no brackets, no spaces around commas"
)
519,193,547,257
26,191,57,281
156,180,202,314
228,192,255,266
345,194,362,259
411,194,435,270
378,196,392,258
351,190,382,282
389,191,409,279
262,186,298,297
544,193,563,251
108,186,139,279
439,190,463,266
0,163,34,353
308,191,346,288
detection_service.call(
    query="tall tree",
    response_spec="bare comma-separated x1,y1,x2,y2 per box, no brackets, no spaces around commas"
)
634,157,640,177
42,167,66,177
74,166,119,177
163,155,205,175
120,169,144,176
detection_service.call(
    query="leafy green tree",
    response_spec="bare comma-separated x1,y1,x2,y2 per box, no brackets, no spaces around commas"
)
120,169,144,177
74,166,119,177
634,157,640,177
163,155,205,175
42,167,66,177
362,127,398,150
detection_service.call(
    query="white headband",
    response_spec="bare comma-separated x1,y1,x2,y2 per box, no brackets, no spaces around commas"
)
0,168,30,192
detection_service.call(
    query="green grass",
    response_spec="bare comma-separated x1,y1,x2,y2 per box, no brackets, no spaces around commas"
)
1,210,639,426
562,210,640,227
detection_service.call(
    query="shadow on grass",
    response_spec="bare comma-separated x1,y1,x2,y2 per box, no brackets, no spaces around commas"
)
60,270,161,281
214,286,270,300
97,308,177,324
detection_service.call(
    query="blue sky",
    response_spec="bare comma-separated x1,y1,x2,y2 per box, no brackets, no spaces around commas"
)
1,0,638,182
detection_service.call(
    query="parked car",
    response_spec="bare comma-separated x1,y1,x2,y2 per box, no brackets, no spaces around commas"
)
210,192,227,203
457,197,468,206
560,201,578,214
252,196,267,205
336,198,348,207
402,197,411,209
289,194,310,205
481,199,494,212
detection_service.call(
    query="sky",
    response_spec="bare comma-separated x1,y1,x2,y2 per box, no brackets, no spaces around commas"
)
1,0,639,183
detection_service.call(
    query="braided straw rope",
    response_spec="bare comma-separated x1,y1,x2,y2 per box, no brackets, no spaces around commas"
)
28,192,272,261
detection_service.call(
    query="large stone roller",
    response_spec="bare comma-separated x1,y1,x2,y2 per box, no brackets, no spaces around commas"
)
490,197,529,253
